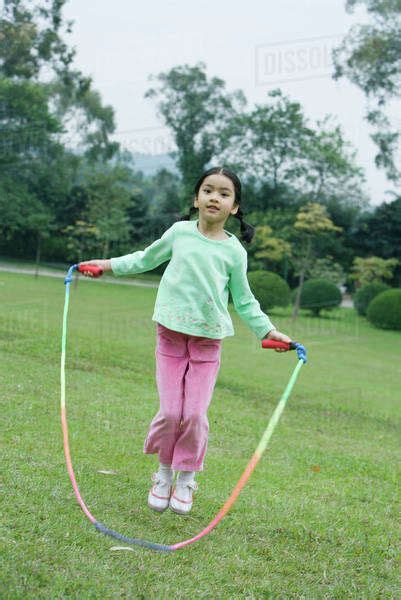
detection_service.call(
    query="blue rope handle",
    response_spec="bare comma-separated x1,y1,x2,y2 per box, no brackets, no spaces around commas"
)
64,264,79,285
290,341,308,364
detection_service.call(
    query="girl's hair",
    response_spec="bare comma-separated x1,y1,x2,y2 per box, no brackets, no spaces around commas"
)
178,166,255,244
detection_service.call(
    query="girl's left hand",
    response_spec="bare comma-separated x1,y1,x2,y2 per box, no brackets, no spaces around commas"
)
265,329,292,352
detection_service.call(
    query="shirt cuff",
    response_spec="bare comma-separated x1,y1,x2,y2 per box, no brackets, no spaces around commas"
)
260,325,276,339
110,256,124,276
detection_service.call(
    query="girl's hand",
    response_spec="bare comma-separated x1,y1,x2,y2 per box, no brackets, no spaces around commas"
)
78,259,112,277
266,329,292,352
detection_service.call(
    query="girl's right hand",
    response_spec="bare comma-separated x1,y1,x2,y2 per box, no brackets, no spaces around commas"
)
78,259,112,277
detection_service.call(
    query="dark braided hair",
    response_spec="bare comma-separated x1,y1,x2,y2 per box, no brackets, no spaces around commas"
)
178,166,255,244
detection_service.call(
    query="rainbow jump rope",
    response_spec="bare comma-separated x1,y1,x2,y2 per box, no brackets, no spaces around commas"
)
61,263,308,552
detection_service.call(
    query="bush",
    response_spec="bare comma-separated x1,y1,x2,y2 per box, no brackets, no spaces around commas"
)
247,270,290,311
292,278,342,316
353,282,390,316
366,289,401,330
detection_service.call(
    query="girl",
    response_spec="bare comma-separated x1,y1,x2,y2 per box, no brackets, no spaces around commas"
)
79,166,292,516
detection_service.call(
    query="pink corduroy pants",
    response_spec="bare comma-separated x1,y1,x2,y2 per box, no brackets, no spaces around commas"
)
143,322,222,471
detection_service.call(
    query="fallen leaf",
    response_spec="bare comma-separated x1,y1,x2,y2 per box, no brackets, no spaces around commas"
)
110,546,134,552
311,465,321,472
97,470,118,475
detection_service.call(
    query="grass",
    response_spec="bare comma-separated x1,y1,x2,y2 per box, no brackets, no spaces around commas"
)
1,271,400,599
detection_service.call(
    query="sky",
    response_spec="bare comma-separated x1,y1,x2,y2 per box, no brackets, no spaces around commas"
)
62,0,400,206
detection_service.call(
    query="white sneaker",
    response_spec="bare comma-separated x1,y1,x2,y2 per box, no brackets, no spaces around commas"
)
169,480,198,515
147,472,172,512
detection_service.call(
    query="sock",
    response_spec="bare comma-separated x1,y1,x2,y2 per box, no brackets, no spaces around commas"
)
157,462,173,485
176,470,196,485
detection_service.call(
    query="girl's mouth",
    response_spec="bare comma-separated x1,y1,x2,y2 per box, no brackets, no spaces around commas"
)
207,207,219,212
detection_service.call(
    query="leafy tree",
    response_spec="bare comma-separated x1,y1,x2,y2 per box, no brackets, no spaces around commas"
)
145,168,183,233
0,0,119,162
350,255,398,287
291,203,342,319
62,220,99,287
216,89,367,212
0,77,63,176
144,61,246,203
332,0,401,182
217,89,311,198
25,199,56,277
307,257,346,287
82,162,136,258
302,115,368,207
351,193,401,245
252,225,292,269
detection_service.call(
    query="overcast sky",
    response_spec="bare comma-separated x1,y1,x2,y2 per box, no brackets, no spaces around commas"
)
62,0,399,206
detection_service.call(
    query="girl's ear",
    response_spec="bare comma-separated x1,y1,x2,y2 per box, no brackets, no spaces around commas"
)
231,203,239,215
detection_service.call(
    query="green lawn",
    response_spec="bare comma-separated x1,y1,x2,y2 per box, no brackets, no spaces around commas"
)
1,271,400,599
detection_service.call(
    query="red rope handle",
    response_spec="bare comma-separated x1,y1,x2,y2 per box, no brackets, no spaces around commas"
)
77,264,104,278
261,339,294,351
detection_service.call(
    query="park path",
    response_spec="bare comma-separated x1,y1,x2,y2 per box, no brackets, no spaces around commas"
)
0,264,158,288
0,263,354,307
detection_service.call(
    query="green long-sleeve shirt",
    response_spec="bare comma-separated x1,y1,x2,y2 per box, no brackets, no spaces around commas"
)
110,219,276,340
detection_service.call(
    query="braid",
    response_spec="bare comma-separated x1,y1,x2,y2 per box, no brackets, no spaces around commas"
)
178,206,198,221
233,207,255,244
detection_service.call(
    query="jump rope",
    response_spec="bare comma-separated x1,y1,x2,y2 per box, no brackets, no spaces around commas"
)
61,263,308,552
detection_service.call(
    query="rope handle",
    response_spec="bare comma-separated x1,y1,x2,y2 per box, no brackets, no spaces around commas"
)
261,340,296,351
261,339,308,363
77,263,104,278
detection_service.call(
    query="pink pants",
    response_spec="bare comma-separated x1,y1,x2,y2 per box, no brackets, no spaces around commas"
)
143,322,222,471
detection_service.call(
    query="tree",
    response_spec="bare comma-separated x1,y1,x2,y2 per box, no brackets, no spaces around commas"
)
62,220,99,288
291,203,342,320
0,77,64,176
332,0,401,182
351,195,401,284
145,62,246,203
0,0,119,162
306,257,346,287
302,115,368,207
83,162,136,258
216,89,367,212
350,255,398,287
252,225,292,269
217,89,311,198
24,198,56,277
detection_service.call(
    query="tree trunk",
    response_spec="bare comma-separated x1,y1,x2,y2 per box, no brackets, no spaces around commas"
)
34,233,41,279
292,266,306,321
292,237,312,321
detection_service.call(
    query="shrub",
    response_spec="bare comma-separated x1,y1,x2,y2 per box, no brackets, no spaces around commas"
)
353,282,390,316
292,278,342,316
247,270,290,311
366,289,401,330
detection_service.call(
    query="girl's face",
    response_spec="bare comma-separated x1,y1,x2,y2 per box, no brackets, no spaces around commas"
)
194,173,239,223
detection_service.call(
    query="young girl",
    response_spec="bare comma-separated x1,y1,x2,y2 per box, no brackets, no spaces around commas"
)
79,166,292,516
